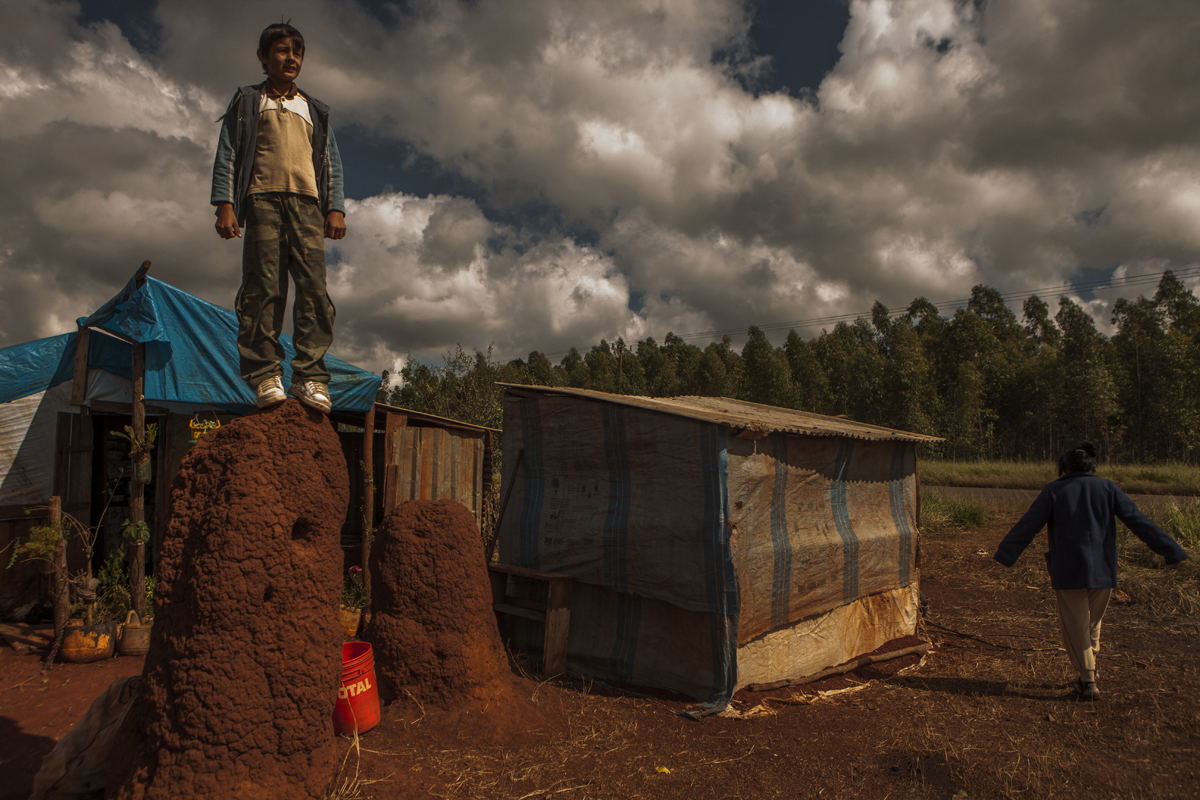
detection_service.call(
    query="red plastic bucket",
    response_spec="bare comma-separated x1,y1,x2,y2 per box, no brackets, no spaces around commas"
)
332,641,381,735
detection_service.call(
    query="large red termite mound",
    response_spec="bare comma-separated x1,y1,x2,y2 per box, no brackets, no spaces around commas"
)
365,499,552,735
107,400,348,800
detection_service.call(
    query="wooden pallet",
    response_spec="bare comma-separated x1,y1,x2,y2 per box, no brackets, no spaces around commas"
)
488,564,573,676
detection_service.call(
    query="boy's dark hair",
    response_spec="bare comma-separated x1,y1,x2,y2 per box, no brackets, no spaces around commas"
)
258,23,304,73
1058,442,1097,476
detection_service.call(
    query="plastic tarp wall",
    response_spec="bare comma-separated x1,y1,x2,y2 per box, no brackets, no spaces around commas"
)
497,390,919,704
726,434,919,688
498,391,738,704
0,383,74,505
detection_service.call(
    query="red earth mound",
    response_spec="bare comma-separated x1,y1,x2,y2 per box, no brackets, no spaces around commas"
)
365,499,554,737
106,400,348,800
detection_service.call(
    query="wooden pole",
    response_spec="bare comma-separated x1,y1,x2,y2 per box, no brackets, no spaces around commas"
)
49,496,68,643
361,404,375,592
130,341,147,620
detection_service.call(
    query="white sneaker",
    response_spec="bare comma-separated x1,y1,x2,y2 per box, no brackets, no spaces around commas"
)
255,376,287,408
289,380,332,414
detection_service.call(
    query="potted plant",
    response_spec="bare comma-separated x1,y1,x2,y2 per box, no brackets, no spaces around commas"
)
112,423,157,484
339,566,369,638
6,504,115,663
94,546,156,657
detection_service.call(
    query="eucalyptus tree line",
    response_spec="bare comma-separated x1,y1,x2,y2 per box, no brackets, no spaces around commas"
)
380,272,1200,464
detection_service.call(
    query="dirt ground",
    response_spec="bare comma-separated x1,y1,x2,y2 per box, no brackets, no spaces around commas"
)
3,509,1198,800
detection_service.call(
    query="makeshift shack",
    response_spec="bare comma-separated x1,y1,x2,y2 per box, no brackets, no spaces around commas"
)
496,384,940,708
0,266,495,613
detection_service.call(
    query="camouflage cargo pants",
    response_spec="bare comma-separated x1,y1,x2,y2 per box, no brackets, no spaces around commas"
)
237,193,335,387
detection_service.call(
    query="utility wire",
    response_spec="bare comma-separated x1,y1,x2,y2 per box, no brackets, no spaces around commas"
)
542,265,1200,358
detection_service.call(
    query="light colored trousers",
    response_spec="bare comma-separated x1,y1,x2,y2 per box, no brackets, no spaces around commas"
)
1055,588,1113,683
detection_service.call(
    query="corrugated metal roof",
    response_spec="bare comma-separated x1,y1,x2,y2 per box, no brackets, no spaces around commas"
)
498,384,943,443
373,402,500,433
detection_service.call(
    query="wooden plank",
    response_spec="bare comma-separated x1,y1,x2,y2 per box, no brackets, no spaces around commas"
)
492,602,546,624
0,505,50,521
433,428,446,501
362,404,376,587
437,428,452,502
86,400,171,416
424,429,439,496
474,437,484,521
70,328,90,406
543,604,571,676
382,410,401,511
383,465,399,514
449,430,461,507
402,427,419,502
489,570,508,606
488,563,574,582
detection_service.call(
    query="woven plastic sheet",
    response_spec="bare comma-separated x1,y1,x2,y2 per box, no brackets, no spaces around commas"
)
497,387,920,704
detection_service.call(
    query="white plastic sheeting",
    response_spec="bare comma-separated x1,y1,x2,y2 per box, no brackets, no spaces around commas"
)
0,382,74,505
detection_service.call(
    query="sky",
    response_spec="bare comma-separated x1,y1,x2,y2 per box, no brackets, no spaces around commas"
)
2,0,1199,377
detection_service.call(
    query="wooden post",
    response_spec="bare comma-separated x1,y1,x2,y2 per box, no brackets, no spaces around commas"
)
361,403,375,592
543,578,573,676
49,496,68,643
130,341,147,620
70,328,90,406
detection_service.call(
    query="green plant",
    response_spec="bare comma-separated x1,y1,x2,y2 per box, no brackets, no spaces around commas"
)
121,519,151,545
94,552,132,622
341,567,369,611
921,491,991,532
5,520,66,568
94,550,156,622
112,422,158,456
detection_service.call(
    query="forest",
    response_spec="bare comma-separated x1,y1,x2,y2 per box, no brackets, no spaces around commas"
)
378,271,1200,464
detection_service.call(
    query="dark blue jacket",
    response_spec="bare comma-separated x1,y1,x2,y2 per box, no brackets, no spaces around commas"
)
994,472,1188,589
210,83,345,226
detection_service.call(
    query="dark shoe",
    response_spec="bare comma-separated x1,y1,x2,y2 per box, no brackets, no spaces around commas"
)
289,380,332,414
1071,679,1100,701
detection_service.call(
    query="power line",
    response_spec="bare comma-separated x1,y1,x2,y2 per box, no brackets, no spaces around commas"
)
542,265,1200,359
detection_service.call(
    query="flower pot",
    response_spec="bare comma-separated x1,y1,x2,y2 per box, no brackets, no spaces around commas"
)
339,605,362,639
61,620,117,663
117,610,152,657
133,457,153,485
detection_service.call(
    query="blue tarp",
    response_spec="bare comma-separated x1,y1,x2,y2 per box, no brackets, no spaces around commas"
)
0,273,380,411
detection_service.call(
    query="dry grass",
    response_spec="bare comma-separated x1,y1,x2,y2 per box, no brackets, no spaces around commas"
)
923,459,1200,496
326,732,394,800
1119,498,1200,616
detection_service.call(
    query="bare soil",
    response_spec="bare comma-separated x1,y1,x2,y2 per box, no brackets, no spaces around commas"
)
3,511,1198,799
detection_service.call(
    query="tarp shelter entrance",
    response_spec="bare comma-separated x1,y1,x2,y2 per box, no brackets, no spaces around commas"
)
496,385,941,709
0,268,382,611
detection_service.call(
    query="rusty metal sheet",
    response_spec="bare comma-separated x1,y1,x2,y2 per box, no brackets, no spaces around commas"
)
499,384,942,443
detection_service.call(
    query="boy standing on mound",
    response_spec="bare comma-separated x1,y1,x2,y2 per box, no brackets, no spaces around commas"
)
212,22,345,414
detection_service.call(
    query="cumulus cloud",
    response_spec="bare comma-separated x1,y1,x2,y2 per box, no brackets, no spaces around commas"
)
328,192,641,367
2,0,1199,373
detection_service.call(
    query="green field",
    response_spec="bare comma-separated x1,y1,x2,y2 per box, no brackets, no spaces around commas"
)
921,459,1200,496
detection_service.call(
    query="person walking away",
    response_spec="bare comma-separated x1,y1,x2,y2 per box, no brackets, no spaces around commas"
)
994,442,1188,700
211,21,346,414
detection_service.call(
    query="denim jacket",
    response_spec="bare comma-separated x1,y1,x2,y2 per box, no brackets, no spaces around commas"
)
210,82,345,226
